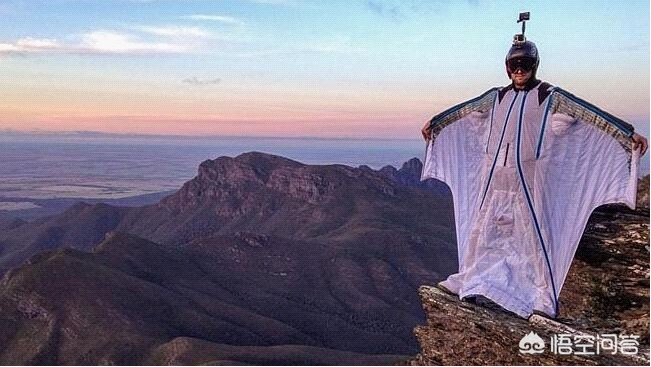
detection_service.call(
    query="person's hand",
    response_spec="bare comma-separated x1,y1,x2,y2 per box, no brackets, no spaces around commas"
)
632,133,648,156
421,121,432,141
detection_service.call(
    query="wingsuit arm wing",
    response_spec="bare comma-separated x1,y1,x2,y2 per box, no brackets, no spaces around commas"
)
544,88,635,153
421,88,499,272
537,87,639,209
421,87,499,186
533,87,640,304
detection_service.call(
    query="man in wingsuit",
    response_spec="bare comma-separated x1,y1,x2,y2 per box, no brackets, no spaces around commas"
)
420,13,647,318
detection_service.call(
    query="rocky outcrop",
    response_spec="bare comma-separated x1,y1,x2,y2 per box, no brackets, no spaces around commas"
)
376,158,450,195
411,286,647,365
410,203,650,365
161,153,343,214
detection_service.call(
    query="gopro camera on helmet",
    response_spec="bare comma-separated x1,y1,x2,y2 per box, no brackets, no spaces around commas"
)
512,12,530,45
513,34,526,45
505,11,539,78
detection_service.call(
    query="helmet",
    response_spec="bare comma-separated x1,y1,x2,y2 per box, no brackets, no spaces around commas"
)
505,37,540,78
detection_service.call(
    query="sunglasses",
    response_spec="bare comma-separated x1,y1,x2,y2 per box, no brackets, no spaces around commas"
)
507,57,536,72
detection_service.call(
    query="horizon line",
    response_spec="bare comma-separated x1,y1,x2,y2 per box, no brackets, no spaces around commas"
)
0,128,424,142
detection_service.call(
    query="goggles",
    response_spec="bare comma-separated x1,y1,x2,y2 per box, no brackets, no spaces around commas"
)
507,57,536,72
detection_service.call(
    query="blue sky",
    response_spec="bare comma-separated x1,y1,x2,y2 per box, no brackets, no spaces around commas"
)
0,0,648,138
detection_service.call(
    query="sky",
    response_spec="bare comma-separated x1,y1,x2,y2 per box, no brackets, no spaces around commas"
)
0,0,649,139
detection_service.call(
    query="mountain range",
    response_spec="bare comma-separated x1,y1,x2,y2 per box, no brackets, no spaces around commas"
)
0,152,456,364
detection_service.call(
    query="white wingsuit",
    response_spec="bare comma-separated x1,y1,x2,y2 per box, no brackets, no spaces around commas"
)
421,81,639,318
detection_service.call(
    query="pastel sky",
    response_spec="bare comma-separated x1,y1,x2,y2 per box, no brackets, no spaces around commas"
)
0,0,648,138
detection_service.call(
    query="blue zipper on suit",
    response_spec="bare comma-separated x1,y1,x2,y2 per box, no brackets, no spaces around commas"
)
515,90,560,316
479,90,518,210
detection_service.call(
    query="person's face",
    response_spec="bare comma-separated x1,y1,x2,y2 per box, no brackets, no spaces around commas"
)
507,57,535,89
511,68,532,89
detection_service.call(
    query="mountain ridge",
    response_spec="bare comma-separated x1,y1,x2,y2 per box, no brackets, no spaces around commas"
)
0,152,456,364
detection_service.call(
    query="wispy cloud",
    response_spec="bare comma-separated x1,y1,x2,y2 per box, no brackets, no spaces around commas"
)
80,31,191,53
182,14,246,26
0,43,20,53
16,37,61,49
1,37,64,53
0,17,223,56
134,25,212,38
182,77,222,85
0,37,61,53
0,30,196,55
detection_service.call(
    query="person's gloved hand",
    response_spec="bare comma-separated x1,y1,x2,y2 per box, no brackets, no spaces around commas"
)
421,121,432,142
632,133,648,155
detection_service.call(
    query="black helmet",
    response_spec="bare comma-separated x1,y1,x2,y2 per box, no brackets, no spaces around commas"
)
505,36,540,78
